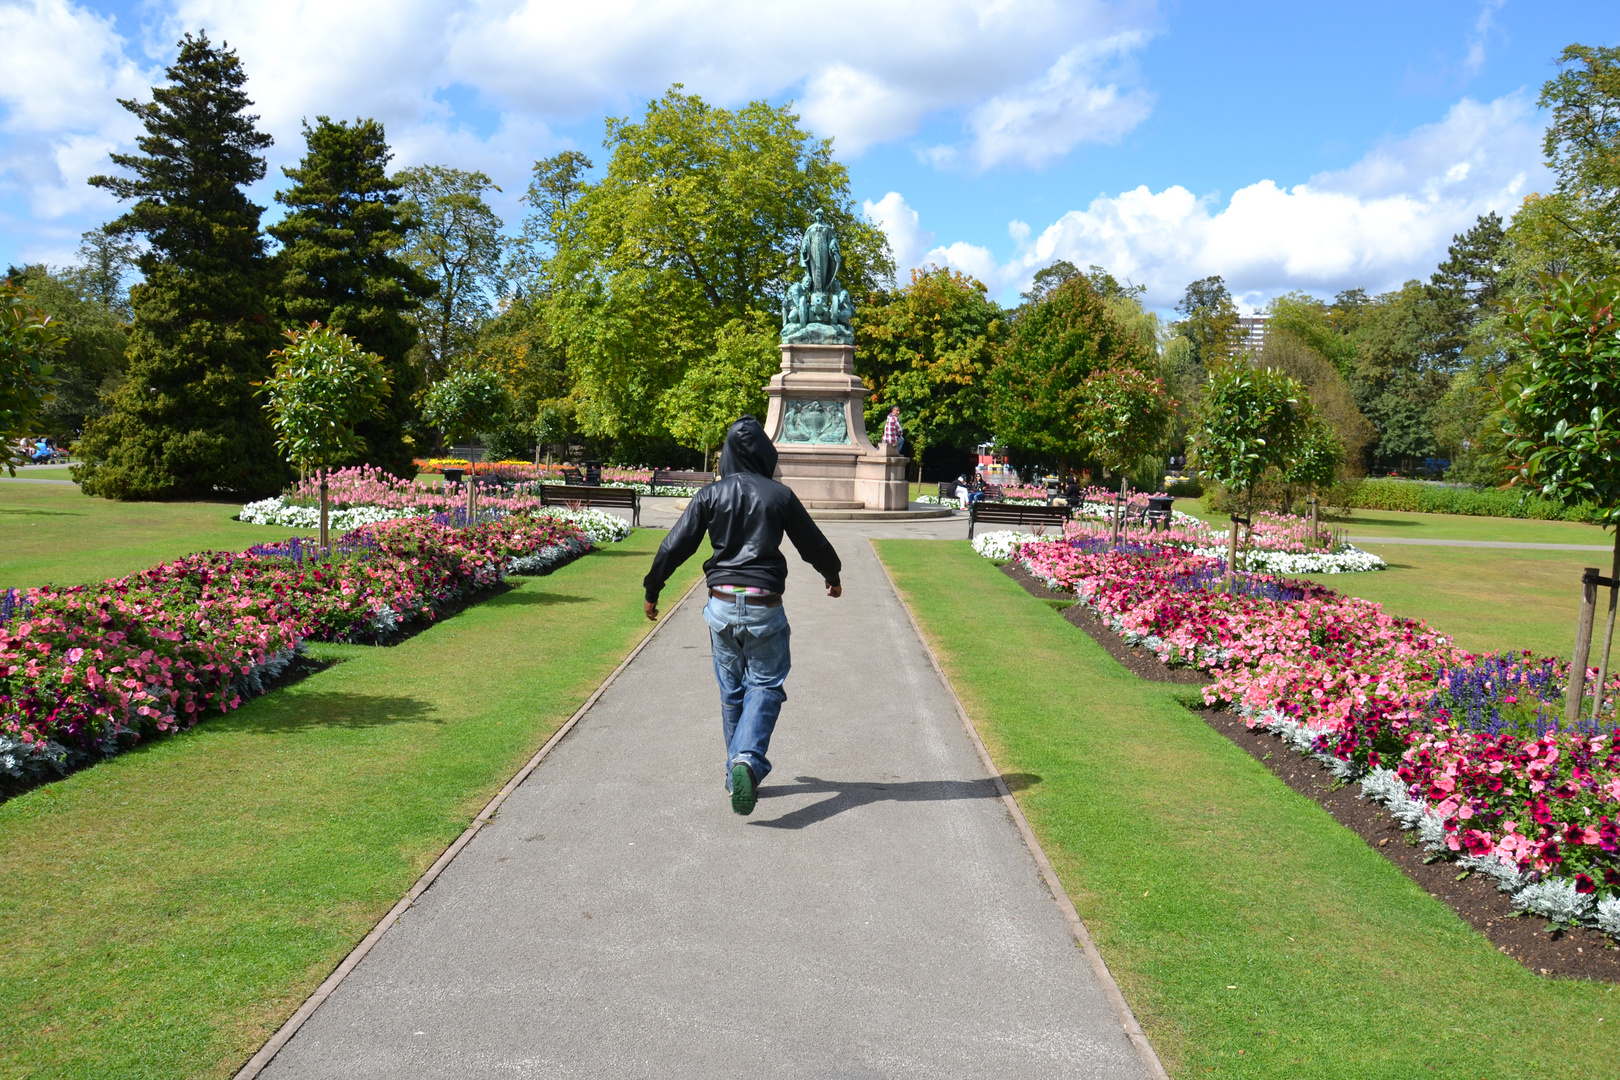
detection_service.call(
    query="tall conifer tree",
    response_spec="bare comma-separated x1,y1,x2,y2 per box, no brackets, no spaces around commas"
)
77,32,282,499
271,117,432,476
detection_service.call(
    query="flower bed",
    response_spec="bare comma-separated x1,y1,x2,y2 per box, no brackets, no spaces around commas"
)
1,513,599,789
992,533,1620,938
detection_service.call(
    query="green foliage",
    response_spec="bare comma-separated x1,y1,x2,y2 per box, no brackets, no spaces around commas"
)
422,367,509,448
257,323,390,471
0,280,64,472
3,264,128,444
1427,211,1508,365
1189,362,1307,510
540,86,893,442
662,318,777,464
1259,328,1373,478
1536,44,1620,273
510,150,592,292
1173,274,1241,367
272,116,432,476
1345,477,1607,523
1282,412,1341,492
855,266,1005,458
1501,273,1620,527
76,32,284,500
991,272,1153,462
62,227,139,320
396,165,505,380
1073,366,1175,474
1266,291,1358,379
1430,364,1509,487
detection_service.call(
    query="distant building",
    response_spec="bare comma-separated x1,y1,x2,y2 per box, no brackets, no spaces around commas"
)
1237,315,1268,354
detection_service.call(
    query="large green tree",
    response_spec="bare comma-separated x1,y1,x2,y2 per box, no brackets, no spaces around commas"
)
2,264,127,444
539,86,893,445
990,272,1154,466
1,279,64,473
855,267,1004,467
271,116,433,476
1174,275,1242,368
75,33,282,499
1427,211,1508,365
396,166,505,381
1536,44,1620,274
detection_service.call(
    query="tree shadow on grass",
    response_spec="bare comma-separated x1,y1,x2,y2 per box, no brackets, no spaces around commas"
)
227,691,440,735
482,590,593,608
0,506,83,518
749,773,1041,830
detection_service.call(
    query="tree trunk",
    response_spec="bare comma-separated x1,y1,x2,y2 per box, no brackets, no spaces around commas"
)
1590,530,1620,722
1567,567,1601,725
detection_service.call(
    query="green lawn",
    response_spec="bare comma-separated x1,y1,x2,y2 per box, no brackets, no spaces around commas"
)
1307,546,1599,661
0,528,699,1080
877,539,1616,1080
0,482,314,588
1172,497,1613,546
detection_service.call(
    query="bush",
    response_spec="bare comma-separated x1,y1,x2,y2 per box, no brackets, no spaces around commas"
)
1345,478,1606,523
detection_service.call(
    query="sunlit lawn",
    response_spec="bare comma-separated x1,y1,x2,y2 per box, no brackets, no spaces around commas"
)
879,539,1616,1080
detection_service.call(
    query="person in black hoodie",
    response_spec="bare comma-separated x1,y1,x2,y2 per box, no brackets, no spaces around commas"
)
643,415,843,816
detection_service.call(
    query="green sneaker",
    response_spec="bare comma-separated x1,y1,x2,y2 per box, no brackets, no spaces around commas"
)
730,762,755,816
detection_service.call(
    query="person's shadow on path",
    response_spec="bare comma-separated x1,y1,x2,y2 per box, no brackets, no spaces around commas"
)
749,773,1040,830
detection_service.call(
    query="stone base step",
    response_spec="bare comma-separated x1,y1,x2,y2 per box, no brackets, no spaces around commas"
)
801,500,866,509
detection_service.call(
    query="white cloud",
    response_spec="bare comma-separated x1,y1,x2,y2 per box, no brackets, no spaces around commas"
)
902,92,1549,310
863,191,934,274
1463,0,1507,77
0,0,1161,262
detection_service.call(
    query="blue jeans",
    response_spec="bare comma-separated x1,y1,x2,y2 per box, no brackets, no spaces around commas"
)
702,593,791,789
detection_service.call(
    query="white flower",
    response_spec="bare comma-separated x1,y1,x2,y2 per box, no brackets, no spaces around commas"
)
971,530,1040,560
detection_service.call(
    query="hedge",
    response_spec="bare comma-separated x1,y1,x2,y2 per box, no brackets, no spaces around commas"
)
1344,479,1608,524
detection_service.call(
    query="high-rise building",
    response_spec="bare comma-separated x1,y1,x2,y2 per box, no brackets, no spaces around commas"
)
1237,315,1268,354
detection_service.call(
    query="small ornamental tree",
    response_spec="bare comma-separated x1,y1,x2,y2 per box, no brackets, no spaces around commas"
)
1073,366,1176,543
1503,273,1620,718
421,368,510,451
1283,411,1342,541
1189,362,1308,571
663,318,776,471
257,323,390,544
1,280,65,474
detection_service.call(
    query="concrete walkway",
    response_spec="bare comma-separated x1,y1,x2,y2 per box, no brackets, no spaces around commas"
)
258,517,1154,1079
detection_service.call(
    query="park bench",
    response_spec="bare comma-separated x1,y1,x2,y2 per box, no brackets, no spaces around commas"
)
539,484,640,527
558,467,584,484
967,501,1070,540
649,469,715,493
937,481,956,500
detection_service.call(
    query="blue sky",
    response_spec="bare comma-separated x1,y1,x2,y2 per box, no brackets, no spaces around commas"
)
0,0,1611,311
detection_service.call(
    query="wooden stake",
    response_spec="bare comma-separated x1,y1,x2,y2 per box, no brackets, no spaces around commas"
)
1590,531,1620,722
318,467,329,548
1566,567,1601,725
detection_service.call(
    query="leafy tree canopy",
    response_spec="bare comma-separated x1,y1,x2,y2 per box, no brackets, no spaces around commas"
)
396,165,505,381
540,86,894,441
257,322,390,472
2,264,127,444
1073,365,1175,476
1173,274,1241,368
1538,44,1620,273
855,266,1004,459
990,271,1154,464
0,279,65,473
1189,362,1308,513
662,317,778,468
422,367,510,449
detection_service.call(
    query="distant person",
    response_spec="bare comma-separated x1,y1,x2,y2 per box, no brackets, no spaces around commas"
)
954,475,971,505
642,415,842,816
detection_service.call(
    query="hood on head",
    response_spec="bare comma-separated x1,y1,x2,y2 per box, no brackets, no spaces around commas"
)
717,415,777,478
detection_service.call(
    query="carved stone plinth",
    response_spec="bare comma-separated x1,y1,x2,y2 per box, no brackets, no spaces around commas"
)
763,343,908,511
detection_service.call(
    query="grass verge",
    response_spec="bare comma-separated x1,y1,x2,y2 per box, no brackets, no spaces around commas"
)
0,483,313,587
876,538,1615,1080
0,529,698,1080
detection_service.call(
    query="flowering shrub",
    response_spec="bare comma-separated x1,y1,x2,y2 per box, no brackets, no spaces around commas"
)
998,533,1620,937
1,514,597,788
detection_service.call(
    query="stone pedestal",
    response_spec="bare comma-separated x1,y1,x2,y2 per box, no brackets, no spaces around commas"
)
763,343,908,511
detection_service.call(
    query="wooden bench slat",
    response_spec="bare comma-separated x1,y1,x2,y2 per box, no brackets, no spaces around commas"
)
967,500,1069,540
539,484,640,527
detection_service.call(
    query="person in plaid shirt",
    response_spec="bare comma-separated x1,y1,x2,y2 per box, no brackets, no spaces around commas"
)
881,407,903,446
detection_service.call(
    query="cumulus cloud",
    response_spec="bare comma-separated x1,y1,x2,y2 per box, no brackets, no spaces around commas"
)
890,92,1549,309
0,0,1162,262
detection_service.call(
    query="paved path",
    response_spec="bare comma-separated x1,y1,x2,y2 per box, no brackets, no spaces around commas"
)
259,517,1153,1079
0,476,76,485
1349,535,1613,552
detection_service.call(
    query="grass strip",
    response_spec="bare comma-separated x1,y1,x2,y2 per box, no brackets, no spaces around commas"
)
0,484,314,588
876,538,1615,1080
0,529,696,1080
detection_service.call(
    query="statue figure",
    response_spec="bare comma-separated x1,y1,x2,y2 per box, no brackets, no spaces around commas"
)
781,209,855,345
799,209,842,294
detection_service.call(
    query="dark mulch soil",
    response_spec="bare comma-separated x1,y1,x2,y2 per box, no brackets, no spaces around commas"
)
1000,560,1620,982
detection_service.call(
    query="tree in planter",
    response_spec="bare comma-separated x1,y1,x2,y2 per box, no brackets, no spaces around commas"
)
422,368,510,519
1072,366,1175,545
1189,363,1308,574
1,280,65,474
1282,412,1342,543
257,324,390,545
1502,273,1620,721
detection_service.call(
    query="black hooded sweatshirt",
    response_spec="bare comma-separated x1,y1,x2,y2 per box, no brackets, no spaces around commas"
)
643,416,841,602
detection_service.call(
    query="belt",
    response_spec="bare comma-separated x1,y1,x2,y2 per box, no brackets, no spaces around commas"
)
709,588,782,607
